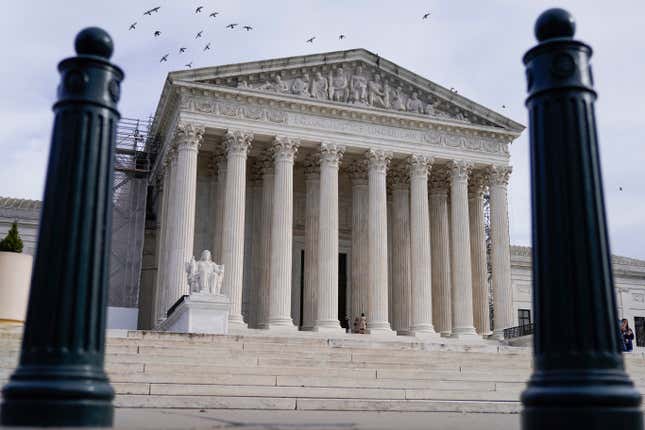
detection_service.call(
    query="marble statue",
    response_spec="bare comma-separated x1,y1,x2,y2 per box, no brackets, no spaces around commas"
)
350,66,368,104
186,250,224,295
330,67,349,102
368,74,387,108
390,85,406,111
237,79,249,89
261,75,288,94
311,71,328,100
291,74,310,97
406,91,424,114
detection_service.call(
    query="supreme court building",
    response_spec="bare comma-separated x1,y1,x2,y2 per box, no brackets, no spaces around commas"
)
138,49,525,339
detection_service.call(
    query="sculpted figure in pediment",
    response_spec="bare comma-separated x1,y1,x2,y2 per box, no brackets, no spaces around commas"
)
291,73,310,97
349,65,368,104
390,85,406,111
368,74,387,108
330,67,349,102
311,71,329,100
261,75,288,94
237,79,249,89
406,91,424,114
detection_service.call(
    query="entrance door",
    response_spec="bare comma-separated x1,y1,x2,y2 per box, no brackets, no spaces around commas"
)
338,253,348,329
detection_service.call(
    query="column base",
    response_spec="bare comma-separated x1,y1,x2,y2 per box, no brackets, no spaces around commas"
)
440,330,453,338
491,329,506,340
313,321,345,334
450,326,481,341
300,325,315,331
266,318,297,332
367,321,396,335
409,326,440,339
228,313,248,330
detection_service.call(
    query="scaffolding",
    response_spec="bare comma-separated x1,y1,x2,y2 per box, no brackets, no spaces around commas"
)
109,117,154,314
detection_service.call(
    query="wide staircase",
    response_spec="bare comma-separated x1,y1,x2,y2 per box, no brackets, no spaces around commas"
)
1,326,643,413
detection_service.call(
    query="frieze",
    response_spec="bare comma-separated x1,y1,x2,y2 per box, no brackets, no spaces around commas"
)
184,97,511,157
207,61,497,127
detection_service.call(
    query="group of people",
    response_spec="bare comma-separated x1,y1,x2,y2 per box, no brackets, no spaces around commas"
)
621,318,635,352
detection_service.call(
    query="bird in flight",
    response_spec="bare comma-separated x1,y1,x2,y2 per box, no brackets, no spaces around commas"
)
196,30,203,38
154,30,161,37
160,54,169,63
129,22,137,30
195,6,203,13
306,36,316,43
179,47,187,53
619,186,623,191
204,43,211,51
144,6,160,16
422,12,431,19
502,104,507,109
185,62,193,69
339,34,346,40
243,25,253,31
226,23,239,29
209,12,219,18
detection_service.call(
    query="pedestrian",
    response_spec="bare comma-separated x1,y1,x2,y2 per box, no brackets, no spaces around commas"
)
359,313,367,334
621,318,635,352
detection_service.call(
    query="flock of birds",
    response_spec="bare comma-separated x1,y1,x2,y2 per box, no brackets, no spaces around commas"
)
130,6,255,69
128,6,434,70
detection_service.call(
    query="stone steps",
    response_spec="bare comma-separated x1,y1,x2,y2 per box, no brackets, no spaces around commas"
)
0,328,642,413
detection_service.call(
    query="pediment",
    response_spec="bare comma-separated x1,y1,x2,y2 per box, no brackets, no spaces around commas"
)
169,49,523,132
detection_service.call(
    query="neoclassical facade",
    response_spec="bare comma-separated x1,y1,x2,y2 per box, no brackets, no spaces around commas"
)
141,49,525,339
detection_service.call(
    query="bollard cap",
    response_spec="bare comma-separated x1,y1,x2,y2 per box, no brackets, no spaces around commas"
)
535,8,576,41
75,27,114,59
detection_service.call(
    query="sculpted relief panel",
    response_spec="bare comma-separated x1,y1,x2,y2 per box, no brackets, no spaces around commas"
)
215,62,494,127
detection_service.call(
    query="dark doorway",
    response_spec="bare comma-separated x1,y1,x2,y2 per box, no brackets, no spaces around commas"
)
339,253,348,329
635,317,645,347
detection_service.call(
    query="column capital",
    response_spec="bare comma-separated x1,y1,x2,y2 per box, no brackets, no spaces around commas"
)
407,154,434,179
272,135,299,162
429,166,451,194
320,142,345,167
175,121,205,151
224,129,253,157
348,159,368,185
488,165,512,186
468,170,489,198
304,154,320,180
448,160,473,183
365,149,392,173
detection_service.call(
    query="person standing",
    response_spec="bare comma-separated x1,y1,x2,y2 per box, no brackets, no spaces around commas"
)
621,318,635,352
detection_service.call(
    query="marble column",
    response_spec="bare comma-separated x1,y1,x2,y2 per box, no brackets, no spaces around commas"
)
301,155,320,331
248,163,263,328
448,160,479,339
366,149,395,335
350,161,369,325
314,143,345,332
408,155,436,336
267,136,299,330
160,150,178,319
488,165,513,339
165,122,204,306
389,165,411,335
153,161,170,325
469,170,491,337
221,129,253,328
212,150,226,263
429,167,452,336
255,152,274,329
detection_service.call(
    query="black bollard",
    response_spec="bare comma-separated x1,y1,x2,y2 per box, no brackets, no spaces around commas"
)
1,28,123,427
521,9,642,429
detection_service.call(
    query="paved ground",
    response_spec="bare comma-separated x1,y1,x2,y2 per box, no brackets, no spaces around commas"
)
109,409,521,430
1,409,520,429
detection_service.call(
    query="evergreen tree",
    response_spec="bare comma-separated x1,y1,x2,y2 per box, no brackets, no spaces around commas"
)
0,221,24,253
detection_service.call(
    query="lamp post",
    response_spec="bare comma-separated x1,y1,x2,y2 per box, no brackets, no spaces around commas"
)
521,9,642,429
1,28,123,427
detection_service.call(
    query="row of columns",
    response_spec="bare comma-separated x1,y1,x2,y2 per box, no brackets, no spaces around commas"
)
153,123,514,339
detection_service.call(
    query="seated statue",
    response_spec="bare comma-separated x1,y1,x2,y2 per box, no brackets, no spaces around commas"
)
186,250,224,295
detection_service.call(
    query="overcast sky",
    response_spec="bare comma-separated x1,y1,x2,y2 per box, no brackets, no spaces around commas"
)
1,1,643,259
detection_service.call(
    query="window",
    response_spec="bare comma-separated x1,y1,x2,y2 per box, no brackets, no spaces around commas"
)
518,309,531,327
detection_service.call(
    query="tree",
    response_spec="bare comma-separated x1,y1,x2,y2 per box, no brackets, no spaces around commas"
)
0,222,24,253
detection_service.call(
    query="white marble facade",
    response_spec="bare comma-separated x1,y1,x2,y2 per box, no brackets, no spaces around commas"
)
147,49,525,338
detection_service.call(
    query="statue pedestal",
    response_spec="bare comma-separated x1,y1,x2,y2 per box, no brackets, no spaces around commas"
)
160,293,230,334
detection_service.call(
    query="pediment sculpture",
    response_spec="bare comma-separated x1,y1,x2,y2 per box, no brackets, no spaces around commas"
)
186,250,224,295
225,62,483,125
